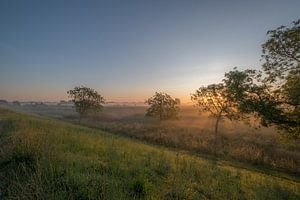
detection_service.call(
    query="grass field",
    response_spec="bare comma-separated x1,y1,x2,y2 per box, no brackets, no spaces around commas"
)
1,108,300,199
3,103,299,175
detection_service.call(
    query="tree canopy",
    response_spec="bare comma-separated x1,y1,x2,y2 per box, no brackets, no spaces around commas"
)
145,92,180,121
223,19,300,139
67,86,105,118
262,19,300,83
223,68,285,127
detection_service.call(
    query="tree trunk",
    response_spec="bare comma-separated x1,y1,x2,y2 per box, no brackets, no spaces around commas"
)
214,114,222,156
159,101,163,121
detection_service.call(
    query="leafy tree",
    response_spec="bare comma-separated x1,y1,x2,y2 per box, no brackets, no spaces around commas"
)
280,69,300,139
67,86,105,120
261,19,300,139
262,19,300,83
191,83,238,153
223,68,285,127
145,92,180,121
222,19,300,140
225,68,300,139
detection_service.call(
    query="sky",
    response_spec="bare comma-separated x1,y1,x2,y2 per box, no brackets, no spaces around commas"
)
0,0,299,103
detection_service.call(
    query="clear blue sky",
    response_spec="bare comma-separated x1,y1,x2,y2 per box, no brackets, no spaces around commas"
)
0,0,299,102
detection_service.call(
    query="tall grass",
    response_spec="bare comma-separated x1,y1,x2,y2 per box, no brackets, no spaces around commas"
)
1,104,300,174
83,118,300,175
0,108,300,199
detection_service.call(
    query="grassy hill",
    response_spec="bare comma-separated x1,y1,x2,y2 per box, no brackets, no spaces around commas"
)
0,108,300,199
2,104,299,175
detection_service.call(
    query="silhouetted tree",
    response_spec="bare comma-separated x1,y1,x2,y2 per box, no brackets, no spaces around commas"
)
262,19,300,83
191,83,238,153
261,19,300,139
145,92,180,121
224,68,284,126
223,20,299,139
67,86,105,120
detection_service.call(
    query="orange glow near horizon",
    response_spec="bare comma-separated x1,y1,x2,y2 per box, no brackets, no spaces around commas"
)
1,91,194,104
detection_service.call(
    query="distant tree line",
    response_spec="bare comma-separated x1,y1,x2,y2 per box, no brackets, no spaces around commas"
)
68,19,299,141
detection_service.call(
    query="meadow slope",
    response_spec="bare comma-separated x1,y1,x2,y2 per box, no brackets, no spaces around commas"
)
0,108,300,199
2,104,300,175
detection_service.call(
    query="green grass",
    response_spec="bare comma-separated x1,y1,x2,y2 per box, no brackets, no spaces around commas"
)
0,108,300,199
3,104,299,175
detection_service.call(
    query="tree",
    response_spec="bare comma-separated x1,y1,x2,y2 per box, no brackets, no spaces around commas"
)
221,19,300,140
67,86,105,120
145,92,180,121
260,19,300,139
262,19,300,83
191,83,238,153
223,68,285,127
281,70,300,138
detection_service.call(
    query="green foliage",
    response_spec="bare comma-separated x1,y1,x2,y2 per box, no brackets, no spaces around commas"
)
145,92,180,121
283,69,300,106
262,19,300,82
224,19,300,139
67,86,105,118
261,19,300,138
224,68,285,126
223,68,259,105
